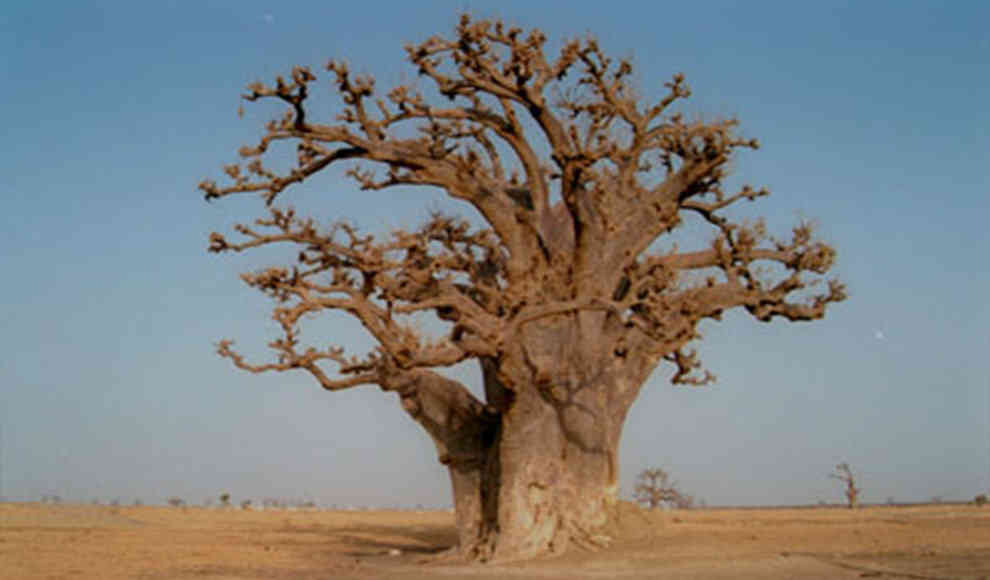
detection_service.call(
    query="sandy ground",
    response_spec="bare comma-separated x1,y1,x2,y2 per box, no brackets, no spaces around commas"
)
2,502,989,579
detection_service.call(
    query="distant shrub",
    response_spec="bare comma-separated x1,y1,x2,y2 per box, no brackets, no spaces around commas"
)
219,492,231,507
975,494,987,507
241,499,252,510
167,497,185,508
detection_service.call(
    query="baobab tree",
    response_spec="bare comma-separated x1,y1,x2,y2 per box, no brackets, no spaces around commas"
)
200,15,845,561
634,467,692,510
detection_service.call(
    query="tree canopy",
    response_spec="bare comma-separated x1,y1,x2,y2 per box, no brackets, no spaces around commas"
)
201,15,844,390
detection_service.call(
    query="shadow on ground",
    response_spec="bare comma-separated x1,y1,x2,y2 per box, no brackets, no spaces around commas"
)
330,523,457,557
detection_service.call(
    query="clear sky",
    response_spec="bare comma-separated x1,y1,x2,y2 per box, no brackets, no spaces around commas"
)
1,1,988,508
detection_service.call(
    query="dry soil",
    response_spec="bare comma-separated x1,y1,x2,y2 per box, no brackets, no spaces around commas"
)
2,501,989,579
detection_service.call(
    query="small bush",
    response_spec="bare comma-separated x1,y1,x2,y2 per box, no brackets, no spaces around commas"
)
974,494,987,507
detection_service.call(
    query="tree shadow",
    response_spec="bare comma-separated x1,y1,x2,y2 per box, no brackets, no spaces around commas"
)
329,522,458,557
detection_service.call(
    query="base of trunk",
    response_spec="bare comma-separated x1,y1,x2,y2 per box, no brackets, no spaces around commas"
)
446,499,661,563
391,327,644,563
446,382,624,562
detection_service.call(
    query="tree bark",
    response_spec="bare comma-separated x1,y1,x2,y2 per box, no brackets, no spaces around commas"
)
384,370,493,553
395,315,649,561
484,382,620,560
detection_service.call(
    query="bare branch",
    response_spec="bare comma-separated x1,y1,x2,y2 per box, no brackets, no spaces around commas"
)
217,339,380,391
664,348,716,386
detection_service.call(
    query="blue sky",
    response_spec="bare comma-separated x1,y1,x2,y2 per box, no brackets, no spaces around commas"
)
1,1,988,508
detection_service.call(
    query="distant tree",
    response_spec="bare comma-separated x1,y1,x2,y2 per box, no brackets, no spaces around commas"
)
167,497,185,508
974,494,987,507
240,499,252,510
219,492,231,508
673,492,695,510
633,467,692,510
201,14,844,561
829,462,860,509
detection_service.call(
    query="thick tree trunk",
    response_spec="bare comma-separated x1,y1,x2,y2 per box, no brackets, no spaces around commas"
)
482,383,621,560
422,386,623,561
393,316,652,562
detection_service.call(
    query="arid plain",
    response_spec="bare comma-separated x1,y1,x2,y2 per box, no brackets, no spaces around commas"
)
2,501,989,579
